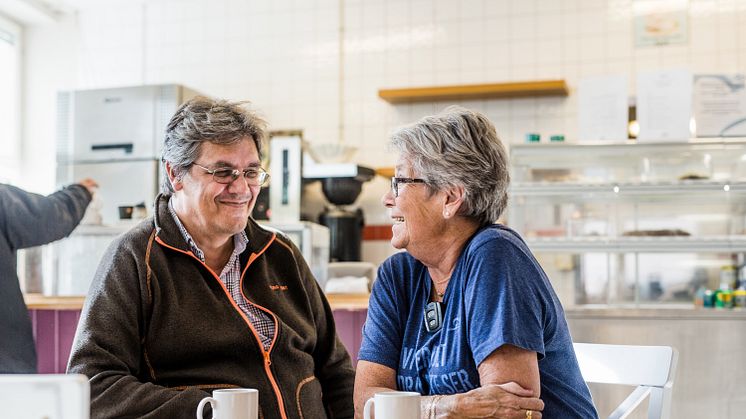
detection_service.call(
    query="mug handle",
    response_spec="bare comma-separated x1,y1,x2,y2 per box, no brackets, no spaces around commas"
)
363,397,374,419
196,396,216,419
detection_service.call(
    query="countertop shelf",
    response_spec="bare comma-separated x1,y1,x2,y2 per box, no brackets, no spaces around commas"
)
24,293,746,317
524,235,746,253
510,138,746,156
511,180,746,196
378,80,569,104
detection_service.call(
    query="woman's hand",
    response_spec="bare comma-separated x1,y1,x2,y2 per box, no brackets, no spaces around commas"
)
436,382,544,418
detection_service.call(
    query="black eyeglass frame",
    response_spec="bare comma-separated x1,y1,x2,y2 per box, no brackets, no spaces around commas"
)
192,163,270,186
391,177,427,197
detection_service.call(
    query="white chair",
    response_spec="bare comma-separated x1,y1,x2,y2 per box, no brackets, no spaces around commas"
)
0,374,90,419
573,343,678,419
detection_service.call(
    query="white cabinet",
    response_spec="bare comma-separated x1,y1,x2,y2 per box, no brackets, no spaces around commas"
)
508,139,746,306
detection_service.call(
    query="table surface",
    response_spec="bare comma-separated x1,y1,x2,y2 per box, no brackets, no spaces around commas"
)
24,293,371,311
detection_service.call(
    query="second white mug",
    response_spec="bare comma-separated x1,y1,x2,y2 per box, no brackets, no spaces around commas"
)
363,391,420,419
196,388,258,419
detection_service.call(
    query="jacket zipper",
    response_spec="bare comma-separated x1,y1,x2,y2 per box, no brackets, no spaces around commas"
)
155,234,289,419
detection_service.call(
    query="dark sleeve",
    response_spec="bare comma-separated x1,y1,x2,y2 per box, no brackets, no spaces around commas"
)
0,184,91,249
302,250,355,419
357,261,404,370
67,234,209,419
464,239,546,366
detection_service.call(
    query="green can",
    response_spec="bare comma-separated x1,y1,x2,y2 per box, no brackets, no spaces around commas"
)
715,289,733,309
703,289,715,308
525,133,540,143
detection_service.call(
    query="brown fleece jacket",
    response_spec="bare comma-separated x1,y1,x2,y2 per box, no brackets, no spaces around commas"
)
67,194,354,419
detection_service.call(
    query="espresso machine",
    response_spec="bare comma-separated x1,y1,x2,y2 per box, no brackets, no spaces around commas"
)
266,134,374,262
305,163,374,262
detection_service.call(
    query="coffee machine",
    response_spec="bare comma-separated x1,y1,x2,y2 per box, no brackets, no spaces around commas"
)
265,133,374,262
304,163,374,262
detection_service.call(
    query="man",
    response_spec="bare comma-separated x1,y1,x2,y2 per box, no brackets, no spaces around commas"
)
67,97,354,418
0,179,97,373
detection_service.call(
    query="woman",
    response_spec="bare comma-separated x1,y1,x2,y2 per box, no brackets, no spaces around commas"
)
354,107,597,418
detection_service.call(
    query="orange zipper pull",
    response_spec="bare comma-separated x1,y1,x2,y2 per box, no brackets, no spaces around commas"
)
264,351,271,366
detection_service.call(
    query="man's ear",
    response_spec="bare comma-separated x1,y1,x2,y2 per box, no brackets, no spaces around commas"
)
442,185,465,219
165,162,184,191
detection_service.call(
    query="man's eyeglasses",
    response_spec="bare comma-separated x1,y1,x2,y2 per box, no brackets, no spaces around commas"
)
192,163,270,186
391,177,426,197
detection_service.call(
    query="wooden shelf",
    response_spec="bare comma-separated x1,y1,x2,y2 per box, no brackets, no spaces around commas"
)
378,80,569,104
375,167,395,178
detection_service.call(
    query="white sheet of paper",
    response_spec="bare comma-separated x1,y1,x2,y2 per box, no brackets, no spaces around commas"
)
637,69,692,141
693,74,746,137
578,75,629,142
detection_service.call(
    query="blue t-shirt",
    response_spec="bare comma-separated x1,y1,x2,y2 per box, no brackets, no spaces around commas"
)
358,224,598,418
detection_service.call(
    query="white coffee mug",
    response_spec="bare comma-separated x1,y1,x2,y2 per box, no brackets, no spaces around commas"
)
196,388,258,419
363,391,420,419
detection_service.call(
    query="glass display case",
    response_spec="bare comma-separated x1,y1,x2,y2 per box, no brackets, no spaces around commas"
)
507,139,746,307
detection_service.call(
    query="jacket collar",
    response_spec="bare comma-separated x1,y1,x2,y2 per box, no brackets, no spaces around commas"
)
153,193,274,255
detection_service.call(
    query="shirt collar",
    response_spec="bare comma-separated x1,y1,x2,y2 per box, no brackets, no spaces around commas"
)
167,198,249,262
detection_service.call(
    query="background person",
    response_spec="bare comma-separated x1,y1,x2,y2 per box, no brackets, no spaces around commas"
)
0,178,97,373
353,106,597,418
68,97,354,418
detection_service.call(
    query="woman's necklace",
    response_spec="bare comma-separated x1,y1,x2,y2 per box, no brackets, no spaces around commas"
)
433,277,450,299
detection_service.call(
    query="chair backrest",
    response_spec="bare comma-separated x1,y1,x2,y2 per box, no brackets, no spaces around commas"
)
573,343,678,419
0,374,90,419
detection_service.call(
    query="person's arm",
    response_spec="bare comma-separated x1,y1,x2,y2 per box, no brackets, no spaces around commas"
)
478,344,540,395
67,234,209,418
0,179,95,249
354,360,543,419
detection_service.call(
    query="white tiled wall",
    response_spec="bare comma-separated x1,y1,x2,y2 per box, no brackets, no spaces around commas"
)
20,0,746,264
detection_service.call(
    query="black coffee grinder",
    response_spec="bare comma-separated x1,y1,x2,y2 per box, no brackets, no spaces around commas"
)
308,165,374,262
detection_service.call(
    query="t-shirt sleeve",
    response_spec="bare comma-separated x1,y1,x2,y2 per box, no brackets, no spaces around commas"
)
357,260,404,369
464,238,546,366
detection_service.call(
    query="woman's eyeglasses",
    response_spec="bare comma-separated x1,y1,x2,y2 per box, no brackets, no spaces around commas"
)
193,163,270,186
391,177,426,197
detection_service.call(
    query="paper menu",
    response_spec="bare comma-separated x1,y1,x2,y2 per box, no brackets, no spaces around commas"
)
636,69,693,141
578,75,629,143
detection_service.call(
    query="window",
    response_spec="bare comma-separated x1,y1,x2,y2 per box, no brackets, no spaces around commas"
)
0,15,21,184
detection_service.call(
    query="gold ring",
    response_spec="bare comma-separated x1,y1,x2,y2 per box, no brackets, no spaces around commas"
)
526,410,533,419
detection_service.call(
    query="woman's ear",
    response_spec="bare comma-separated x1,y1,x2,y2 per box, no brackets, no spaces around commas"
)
442,185,465,219
165,162,183,191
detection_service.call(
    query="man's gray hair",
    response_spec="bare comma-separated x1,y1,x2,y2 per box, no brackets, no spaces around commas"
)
390,106,510,226
160,96,267,194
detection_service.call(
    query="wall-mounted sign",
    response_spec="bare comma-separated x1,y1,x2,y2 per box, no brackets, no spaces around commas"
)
633,0,688,47
693,74,746,137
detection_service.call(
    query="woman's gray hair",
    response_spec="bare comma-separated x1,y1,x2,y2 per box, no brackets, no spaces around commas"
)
390,106,510,226
160,96,267,194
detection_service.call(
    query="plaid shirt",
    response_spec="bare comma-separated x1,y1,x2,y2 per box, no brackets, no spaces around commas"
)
168,201,274,350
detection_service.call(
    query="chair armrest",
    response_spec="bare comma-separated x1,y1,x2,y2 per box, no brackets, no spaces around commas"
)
609,386,652,419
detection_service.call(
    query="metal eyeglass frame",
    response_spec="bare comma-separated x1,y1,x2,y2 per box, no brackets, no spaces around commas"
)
192,163,270,186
